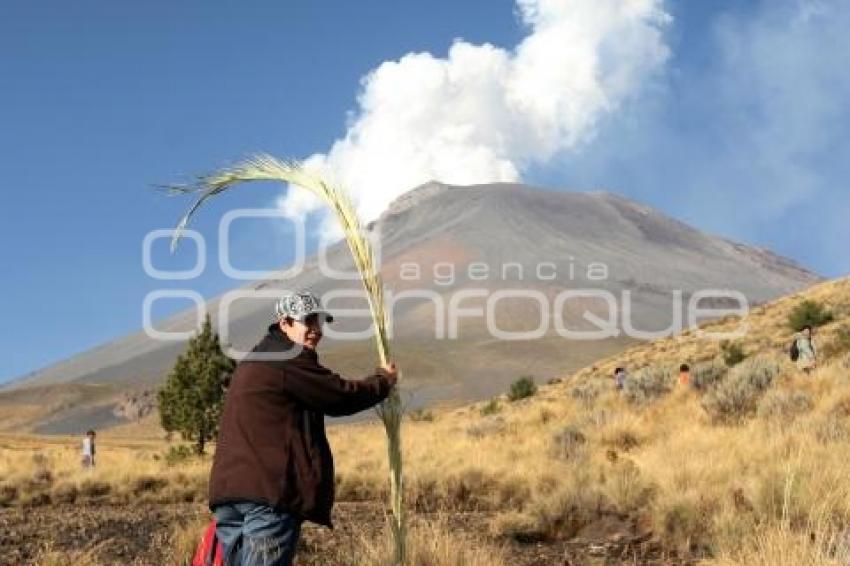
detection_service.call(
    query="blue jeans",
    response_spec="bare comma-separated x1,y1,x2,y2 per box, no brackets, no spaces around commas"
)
213,502,302,566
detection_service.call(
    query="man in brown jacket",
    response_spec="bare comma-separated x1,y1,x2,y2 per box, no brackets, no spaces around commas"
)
209,291,397,565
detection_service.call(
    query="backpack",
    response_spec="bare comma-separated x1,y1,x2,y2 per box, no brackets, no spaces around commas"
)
789,339,799,362
192,519,224,566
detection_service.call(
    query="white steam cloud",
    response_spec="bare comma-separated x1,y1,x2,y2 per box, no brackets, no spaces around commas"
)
279,0,670,232
554,0,850,276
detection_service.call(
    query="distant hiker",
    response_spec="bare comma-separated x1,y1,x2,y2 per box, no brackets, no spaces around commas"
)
81,429,96,468
679,364,691,386
208,291,397,566
792,325,818,374
613,367,627,391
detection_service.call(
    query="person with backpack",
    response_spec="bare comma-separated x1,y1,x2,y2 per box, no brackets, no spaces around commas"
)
791,325,818,374
207,290,397,566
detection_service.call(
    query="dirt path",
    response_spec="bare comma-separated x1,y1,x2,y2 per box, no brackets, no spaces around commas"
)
0,502,683,565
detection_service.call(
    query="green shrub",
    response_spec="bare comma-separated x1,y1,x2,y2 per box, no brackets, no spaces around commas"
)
507,376,537,402
479,398,501,416
788,300,834,331
720,341,747,367
623,367,672,404
702,356,780,423
158,315,235,455
691,358,728,390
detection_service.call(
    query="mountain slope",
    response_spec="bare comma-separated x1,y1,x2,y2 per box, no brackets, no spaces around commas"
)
0,182,821,433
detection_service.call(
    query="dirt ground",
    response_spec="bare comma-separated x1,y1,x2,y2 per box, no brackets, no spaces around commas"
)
0,501,683,565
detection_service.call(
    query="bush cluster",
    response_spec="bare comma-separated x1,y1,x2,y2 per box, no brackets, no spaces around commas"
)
690,358,728,390
788,299,834,331
623,367,672,405
701,356,781,423
507,376,537,402
720,341,747,367
480,398,501,416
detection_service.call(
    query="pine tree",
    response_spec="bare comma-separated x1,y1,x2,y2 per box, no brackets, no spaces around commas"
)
158,315,235,454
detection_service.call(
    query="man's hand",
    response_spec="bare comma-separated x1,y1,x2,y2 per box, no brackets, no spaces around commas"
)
381,362,398,387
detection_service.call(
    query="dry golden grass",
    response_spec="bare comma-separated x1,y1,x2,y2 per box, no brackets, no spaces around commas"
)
28,510,207,566
3,276,850,564
344,517,509,566
157,513,509,566
0,433,210,506
325,360,850,555
34,542,107,566
165,512,211,566
327,277,850,560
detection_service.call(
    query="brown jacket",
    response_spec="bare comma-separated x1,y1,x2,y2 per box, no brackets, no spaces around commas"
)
208,324,392,526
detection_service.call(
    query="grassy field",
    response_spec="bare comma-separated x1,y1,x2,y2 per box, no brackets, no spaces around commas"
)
2,277,850,564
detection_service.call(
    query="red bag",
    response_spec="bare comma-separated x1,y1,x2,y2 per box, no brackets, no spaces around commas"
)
192,519,224,566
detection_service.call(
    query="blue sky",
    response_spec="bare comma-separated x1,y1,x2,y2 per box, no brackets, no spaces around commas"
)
1,0,848,383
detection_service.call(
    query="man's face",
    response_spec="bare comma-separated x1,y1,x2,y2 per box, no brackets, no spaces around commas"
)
281,314,325,350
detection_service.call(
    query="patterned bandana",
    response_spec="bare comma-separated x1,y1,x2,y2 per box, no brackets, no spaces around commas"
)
274,291,334,323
